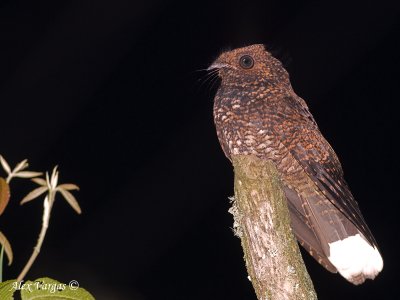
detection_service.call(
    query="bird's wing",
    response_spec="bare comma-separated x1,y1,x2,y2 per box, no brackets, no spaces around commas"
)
284,186,337,273
276,94,377,247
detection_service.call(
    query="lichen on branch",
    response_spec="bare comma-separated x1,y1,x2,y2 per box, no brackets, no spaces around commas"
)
230,155,317,300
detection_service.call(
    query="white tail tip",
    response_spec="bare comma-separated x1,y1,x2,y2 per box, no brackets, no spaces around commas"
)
328,233,383,285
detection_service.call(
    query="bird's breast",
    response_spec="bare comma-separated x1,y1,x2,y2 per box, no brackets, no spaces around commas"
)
214,92,283,159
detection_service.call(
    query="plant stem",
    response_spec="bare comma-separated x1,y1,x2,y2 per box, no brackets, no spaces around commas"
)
0,245,4,282
17,192,54,282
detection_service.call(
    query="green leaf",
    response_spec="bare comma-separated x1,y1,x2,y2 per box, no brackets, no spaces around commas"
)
0,279,17,300
14,171,43,179
0,177,10,216
13,159,29,173
57,184,79,191
0,231,13,265
21,277,95,300
59,189,81,214
20,187,48,205
0,156,11,175
31,178,47,186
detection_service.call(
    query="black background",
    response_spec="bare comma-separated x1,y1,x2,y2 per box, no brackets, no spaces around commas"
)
1,0,399,299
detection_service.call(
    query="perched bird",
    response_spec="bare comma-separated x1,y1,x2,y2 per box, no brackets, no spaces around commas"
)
209,44,383,285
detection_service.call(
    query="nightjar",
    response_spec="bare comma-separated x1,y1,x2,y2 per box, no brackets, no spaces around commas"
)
209,44,383,285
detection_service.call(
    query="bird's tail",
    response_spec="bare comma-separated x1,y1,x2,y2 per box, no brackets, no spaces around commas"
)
284,186,383,285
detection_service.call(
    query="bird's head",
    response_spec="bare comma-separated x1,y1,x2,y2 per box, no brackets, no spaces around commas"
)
208,44,289,88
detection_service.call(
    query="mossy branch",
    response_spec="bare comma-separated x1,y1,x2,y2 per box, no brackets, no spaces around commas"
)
230,155,317,300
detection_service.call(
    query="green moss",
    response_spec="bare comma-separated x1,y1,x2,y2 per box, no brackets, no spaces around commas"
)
231,155,317,300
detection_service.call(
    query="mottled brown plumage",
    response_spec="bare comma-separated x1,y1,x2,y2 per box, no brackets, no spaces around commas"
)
210,44,383,284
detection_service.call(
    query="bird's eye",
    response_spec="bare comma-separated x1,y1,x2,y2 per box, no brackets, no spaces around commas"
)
239,55,254,69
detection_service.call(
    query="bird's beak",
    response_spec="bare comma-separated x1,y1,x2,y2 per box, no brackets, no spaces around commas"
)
207,62,231,71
